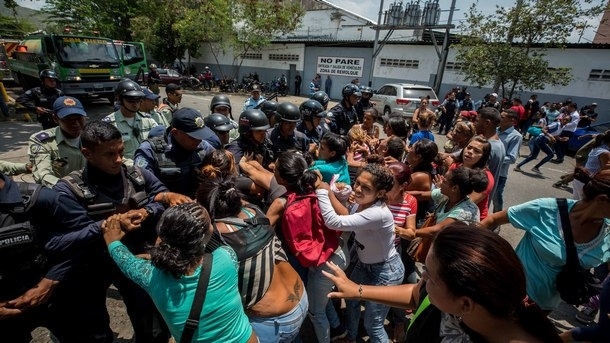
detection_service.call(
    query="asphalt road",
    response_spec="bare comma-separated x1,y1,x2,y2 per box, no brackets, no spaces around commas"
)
0,87,585,342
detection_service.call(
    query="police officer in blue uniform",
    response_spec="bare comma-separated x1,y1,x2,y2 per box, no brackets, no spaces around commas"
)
0,173,113,342
329,84,361,135
355,86,375,123
16,70,63,129
204,113,234,146
226,109,274,170
54,120,171,343
297,99,327,146
267,102,312,155
134,108,215,198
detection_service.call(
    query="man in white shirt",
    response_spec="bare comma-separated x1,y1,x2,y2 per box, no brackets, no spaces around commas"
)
553,103,579,163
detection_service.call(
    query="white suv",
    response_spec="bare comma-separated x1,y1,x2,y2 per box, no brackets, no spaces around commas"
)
371,83,440,120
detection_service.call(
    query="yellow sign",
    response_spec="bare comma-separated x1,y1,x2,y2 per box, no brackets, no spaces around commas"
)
62,37,108,44
78,68,111,74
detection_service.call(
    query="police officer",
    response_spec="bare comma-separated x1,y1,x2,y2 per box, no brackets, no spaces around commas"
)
103,79,158,161
159,83,182,124
147,64,161,95
297,99,327,145
243,84,266,111
267,102,311,155
226,109,274,170
140,87,170,127
204,113,233,146
209,94,239,141
329,83,361,135
54,120,171,343
355,86,375,123
134,108,215,197
28,96,87,187
0,173,114,343
17,69,63,129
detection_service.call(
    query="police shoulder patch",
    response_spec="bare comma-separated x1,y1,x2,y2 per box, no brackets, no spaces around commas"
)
102,114,115,123
34,131,53,142
139,111,152,118
30,144,43,155
135,157,148,168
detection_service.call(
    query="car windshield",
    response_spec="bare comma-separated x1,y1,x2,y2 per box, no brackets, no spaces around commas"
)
54,36,119,63
120,43,145,64
402,87,437,100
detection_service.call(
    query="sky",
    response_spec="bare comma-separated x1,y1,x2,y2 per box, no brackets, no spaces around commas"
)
15,0,605,43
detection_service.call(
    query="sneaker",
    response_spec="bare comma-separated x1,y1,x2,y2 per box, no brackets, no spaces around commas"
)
513,166,522,172
330,324,347,341
552,181,566,188
531,167,541,174
550,159,564,164
575,305,598,325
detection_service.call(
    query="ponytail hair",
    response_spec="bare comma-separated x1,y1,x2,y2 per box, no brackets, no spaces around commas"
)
196,175,243,219
275,151,317,195
200,149,237,180
150,203,211,279
321,133,349,162
574,167,610,200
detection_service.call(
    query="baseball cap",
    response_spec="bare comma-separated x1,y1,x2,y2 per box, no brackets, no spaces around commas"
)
490,92,498,98
172,108,207,140
53,96,87,118
251,84,261,92
142,88,160,100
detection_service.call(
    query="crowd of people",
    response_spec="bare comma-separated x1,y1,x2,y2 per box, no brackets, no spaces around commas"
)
0,71,608,343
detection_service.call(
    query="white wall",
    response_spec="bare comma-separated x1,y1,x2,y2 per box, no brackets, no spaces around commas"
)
278,9,378,41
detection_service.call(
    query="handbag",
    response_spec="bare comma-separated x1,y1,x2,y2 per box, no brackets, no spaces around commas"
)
180,253,213,343
555,199,602,305
405,213,437,263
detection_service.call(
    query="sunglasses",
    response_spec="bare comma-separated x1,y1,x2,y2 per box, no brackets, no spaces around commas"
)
124,97,142,103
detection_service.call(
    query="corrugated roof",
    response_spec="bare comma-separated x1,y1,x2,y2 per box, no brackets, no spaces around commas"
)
316,0,377,25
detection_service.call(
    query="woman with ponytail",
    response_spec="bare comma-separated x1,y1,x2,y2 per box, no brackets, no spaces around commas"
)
197,176,307,343
266,151,348,343
324,223,562,343
102,203,257,343
482,168,610,311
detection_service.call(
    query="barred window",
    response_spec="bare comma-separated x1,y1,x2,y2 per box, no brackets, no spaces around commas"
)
268,53,299,61
242,53,262,60
446,62,464,71
589,69,610,81
379,58,419,69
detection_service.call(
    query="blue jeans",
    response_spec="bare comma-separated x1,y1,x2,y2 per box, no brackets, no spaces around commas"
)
307,244,348,343
492,176,507,212
249,291,309,343
555,131,573,160
346,253,404,342
517,135,555,169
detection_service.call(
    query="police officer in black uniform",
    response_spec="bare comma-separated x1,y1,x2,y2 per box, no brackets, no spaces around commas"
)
355,86,374,123
17,69,63,129
54,120,171,343
296,99,327,146
0,174,115,343
134,108,215,198
204,113,234,146
258,99,279,127
310,90,330,111
267,102,311,155
226,109,274,170
329,84,361,135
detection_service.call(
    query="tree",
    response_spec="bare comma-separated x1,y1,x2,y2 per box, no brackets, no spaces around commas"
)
0,13,36,38
454,0,607,99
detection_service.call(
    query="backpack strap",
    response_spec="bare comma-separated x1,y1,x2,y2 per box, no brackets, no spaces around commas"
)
557,198,579,269
14,182,42,214
62,170,97,204
180,253,213,343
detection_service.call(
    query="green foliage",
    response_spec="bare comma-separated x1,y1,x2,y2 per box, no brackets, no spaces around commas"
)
0,12,36,38
455,0,606,99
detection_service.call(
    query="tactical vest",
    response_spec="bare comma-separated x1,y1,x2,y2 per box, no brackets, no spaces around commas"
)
268,127,309,155
147,137,207,194
62,165,148,222
0,182,46,301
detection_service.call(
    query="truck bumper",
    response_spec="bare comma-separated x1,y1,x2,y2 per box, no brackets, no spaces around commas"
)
61,81,119,97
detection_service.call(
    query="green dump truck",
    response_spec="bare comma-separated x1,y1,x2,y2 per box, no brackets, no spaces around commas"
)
9,33,122,102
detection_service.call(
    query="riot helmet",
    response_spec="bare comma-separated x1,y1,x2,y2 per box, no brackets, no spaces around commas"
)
342,83,362,98
238,109,270,134
275,102,301,123
360,86,373,96
310,91,330,109
210,94,232,112
204,113,233,132
299,99,325,121
39,69,59,81
114,79,145,100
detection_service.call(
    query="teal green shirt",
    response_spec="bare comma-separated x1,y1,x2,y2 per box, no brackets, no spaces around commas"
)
311,157,350,184
108,242,252,342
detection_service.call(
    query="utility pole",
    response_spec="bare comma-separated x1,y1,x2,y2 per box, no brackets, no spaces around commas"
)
368,0,385,87
432,0,456,95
